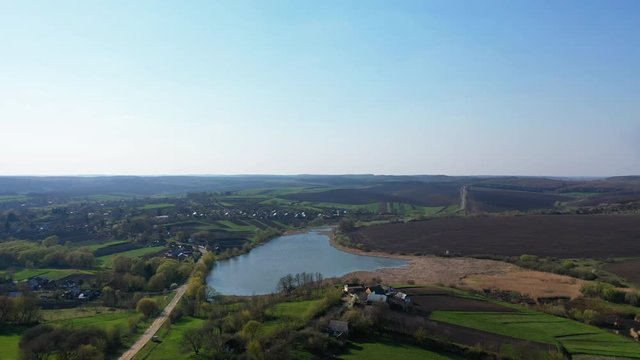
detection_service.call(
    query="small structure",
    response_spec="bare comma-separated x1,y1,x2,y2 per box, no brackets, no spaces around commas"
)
328,320,349,338
343,283,365,294
367,292,387,304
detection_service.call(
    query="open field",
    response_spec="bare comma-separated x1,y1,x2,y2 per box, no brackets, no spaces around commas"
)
467,186,574,212
350,215,640,258
0,326,24,360
97,246,166,267
403,287,515,313
341,336,458,360
430,311,640,358
6,267,96,281
603,258,640,285
281,181,462,207
462,270,584,299
134,316,205,360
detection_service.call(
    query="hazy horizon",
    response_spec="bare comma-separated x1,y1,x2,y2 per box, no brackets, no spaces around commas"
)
2,1,639,176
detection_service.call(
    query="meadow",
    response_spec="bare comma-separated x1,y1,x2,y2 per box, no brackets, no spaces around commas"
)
430,311,640,358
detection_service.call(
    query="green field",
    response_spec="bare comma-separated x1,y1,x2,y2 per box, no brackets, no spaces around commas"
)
139,203,175,210
7,268,96,281
135,316,205,360
84,240,129,252
0,194,29,203
341,337,457,360
97,246,166,267
0,327,24,360
431,311,640,358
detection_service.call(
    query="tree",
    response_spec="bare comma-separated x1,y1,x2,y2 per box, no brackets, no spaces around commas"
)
338,218,355,233
240,320,263,343
41,235,60,247
182,328,206,355
101,286,116,307
136,298,159,319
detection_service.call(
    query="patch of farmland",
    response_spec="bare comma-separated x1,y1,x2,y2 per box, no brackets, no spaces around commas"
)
467,187,574,212
603,258,640,285
282,181,461,207
97,246,165,267
93,241,140,257
350,215,640,258
430,311,640,358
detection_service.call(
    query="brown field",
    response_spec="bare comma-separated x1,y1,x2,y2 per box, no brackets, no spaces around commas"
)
467,186,573,212
603,258,640,285
402,287,515,312
462,270,584,299
350,214,640,258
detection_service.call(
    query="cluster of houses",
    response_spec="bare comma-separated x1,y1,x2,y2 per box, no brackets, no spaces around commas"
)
21,275,102,302
343,283,412,311
164,243,201,261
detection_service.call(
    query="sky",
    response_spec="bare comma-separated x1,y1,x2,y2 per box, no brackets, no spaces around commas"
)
0,0,638,176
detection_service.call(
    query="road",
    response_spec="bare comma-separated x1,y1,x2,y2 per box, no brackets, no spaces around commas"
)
119,247,208,360
459,185,468,213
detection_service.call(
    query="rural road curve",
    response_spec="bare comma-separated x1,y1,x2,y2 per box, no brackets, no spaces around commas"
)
119,247,208,360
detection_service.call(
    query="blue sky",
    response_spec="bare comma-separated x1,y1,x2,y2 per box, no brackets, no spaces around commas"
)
0,0,638,176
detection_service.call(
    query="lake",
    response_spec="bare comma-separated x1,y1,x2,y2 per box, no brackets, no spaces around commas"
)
206,227,407,295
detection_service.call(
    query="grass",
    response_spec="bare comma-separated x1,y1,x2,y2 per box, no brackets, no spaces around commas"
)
262,298,325,334
0,326,25,360
83,240,129,252
0,194,29,203
97,246,165,268
431,311,640,358
135,316,205,360
8,268,96,281
341,336,458,360
139,203,175,210
42,307,127,321
86,194,136,201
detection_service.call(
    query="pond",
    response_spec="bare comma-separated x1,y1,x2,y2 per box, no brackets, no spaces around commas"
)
205,227,407,295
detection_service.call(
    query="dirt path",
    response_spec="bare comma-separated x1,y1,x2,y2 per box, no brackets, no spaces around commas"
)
119,248,208,360
459,185,468,213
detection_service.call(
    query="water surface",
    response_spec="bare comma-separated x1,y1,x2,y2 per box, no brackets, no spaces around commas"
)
206,228,406,295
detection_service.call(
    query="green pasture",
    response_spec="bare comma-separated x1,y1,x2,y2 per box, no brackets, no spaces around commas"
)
431,311,640,358
7,268,96,281
0,326,24,360
97,246,165,268
0,194,29,203
135,316,205,360
139,203,175,210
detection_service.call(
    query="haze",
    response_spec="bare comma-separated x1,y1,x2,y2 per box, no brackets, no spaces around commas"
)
1,1,638,176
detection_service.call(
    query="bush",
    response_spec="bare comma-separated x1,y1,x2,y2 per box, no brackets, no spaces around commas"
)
136,298,159,319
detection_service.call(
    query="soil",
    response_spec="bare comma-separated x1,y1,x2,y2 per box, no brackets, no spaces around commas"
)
350,215,640,258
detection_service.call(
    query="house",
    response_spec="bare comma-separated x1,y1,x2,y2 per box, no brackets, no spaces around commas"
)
365,285,386,295
27,276,49,290
367,292,387,304
389,291,412,311
327,320,349,338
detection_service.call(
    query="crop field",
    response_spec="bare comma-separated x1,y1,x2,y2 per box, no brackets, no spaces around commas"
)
351,215,640,258
341,336,458,360
430,311,640,358
467,187,574,212
603,258,640,285
281,181,462,207
138,203,175,210
403,287,515,313
97,245,166,267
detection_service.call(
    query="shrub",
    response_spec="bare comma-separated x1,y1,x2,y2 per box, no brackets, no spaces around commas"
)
136,298,159,319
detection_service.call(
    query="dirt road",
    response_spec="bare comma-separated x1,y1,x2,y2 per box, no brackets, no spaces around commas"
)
119,247,208,360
